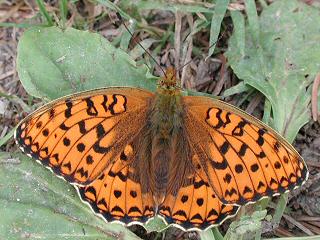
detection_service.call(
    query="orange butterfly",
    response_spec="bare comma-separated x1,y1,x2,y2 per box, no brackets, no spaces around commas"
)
15,67,308,231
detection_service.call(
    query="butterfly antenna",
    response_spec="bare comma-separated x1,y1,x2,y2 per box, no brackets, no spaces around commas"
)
116,13,167,79
207,27,228,53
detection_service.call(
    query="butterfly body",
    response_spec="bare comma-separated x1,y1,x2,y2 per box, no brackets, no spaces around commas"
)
15,68,308,231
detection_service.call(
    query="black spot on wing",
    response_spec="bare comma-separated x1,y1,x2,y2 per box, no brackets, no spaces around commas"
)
108,95,118,115
86,155,94,164
96,123,106,138
63,137,70,146
130,190,137,198
36,121,42,129
49,108,55,119
223,173,232,183
250,164,259,172
128,206,142,214
225,188,238,197
210,158,228,170
232,120,247,136
60,122,70,130
239,143,248,157
42,128,49,136
220,141,230,154
102,95,108,112
235,164,243,173
65,99,73,118
85,98,98,116
181,195,188,203
114,190,122,198
76,167,88,178
77,143,86,152
78,120,87,134
173,210,187,218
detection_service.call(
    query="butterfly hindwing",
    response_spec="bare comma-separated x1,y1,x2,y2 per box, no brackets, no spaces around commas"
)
183,96,308,205
78,143,156,224
158,163,239,231
15,87,154,185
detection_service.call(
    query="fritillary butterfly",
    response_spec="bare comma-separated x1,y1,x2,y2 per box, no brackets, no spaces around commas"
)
15,67,308,231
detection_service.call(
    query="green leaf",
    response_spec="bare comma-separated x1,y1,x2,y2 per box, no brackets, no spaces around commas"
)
97,0,132,20
120,20,137,51
200,229,216,240
144,216,168,233
226,0,320,141
208,0,229,57
120,0,215,13
244,0,260,45
0,152,141,240
223,82,252,97
129,38,158,60
35,0,54,26
224,210,267,240
17,26,157,100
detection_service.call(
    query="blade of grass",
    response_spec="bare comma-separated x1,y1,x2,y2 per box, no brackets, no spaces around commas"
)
0,22,46,28
97,0,131,20
258,0,268,9
266,236,320,240
120,20,137,51
200,229,216,240
211,227,223,240
271,193,288,226
129,38,157,60
35,0,54,26
59,0,68,29
262,99,271,125
0,127,17,148
207,0,230,58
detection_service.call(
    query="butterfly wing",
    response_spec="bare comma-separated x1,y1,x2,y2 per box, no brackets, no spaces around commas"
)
158,163,239,231
182,96,308,205
15,87,154,185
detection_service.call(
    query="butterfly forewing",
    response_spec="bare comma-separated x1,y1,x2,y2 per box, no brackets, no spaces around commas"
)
183,96,308,205
15,87,154,185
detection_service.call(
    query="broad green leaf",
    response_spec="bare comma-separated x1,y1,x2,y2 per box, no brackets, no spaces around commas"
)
226,0,320,141
17,26,157,100
0,152,141,240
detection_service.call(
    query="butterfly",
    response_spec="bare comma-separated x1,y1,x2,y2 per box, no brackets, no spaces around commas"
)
15,67,308,231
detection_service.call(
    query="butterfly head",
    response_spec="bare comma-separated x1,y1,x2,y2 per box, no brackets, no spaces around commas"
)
157,67,180,95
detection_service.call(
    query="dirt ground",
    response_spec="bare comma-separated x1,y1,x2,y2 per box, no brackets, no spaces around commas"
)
1,1,319,239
